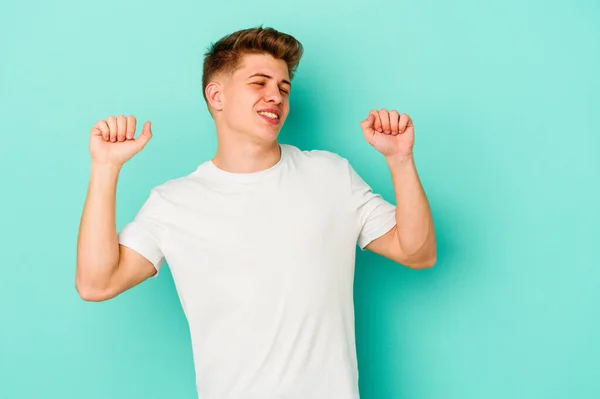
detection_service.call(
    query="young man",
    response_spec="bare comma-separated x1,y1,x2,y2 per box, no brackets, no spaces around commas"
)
76,27,436,399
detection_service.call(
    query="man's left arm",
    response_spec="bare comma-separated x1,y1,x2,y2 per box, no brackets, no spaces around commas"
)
360,109,437,269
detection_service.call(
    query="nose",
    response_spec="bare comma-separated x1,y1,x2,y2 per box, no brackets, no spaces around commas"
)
264,85,283,104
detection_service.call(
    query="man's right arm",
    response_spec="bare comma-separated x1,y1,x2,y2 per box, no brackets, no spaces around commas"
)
76,115,155,302
75,163,156,302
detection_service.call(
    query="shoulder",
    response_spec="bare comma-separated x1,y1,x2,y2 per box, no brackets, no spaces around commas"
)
283,144,351,171
151,173,192,195
143,165,209,204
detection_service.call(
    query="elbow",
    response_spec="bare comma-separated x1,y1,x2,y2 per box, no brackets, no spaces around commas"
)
406,252,437,270
413,255,436,269
76,283,105,302
397,234,437,270
75,275,112,302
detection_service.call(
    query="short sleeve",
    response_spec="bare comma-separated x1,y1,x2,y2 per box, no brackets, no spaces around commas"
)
118,189,167,276
347,161,397,250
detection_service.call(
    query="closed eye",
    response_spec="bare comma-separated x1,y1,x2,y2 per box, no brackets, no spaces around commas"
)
252,82,289,95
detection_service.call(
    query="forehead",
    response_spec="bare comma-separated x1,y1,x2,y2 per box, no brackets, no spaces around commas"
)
234,53,290,81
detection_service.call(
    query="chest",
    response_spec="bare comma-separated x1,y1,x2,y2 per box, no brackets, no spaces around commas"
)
162,174,358,270
158,175,361,318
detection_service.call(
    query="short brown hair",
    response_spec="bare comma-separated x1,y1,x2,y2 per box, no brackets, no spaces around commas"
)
202,26,304,104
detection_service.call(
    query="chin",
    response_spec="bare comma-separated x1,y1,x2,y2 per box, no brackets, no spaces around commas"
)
237,127,278,143
232,116,285,142
258,128,281,142
256,122,284,140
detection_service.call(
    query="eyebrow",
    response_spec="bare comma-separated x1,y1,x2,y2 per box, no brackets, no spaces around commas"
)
247,73,292,88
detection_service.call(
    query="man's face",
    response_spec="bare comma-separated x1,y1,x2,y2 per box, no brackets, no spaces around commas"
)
219,53,291,142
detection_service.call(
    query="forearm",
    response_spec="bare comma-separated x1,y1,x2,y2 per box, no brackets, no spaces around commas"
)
386,154,436,260
76,162,122,292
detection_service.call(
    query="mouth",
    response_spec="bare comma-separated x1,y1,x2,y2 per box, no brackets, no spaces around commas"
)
257,110,281,125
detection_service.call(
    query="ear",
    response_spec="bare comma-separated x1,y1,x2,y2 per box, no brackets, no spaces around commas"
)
205,82,224,112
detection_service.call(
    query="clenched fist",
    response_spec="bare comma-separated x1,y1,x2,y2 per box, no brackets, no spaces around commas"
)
360,109,415,158
90,115,153,167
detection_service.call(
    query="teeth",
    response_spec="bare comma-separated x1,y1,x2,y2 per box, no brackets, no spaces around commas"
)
258,111,279,119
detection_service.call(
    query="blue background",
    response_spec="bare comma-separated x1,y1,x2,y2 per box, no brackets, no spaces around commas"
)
1,0,598,398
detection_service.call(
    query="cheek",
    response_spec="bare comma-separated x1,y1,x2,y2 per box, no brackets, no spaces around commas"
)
282,102,290,117
230,93,255,113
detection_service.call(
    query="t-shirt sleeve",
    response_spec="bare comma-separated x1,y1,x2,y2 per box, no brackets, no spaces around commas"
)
118,188,167,276
347,161,397,250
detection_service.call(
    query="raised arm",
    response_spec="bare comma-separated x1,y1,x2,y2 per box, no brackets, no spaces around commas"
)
76,115,156,301
360,109,437,268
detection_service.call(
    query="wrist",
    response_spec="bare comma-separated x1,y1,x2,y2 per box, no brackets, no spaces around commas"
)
385,152,414,167
90,161,123,176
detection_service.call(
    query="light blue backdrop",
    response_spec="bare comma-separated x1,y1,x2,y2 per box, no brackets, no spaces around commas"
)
1,0,598,398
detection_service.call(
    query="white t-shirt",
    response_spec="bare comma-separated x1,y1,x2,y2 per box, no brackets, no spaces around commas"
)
118,144,396,399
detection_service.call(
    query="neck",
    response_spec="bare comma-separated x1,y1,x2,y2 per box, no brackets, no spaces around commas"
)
212,136,281,174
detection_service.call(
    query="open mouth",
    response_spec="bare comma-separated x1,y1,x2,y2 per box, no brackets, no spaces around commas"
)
257,111,280,120
257,111,280,125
